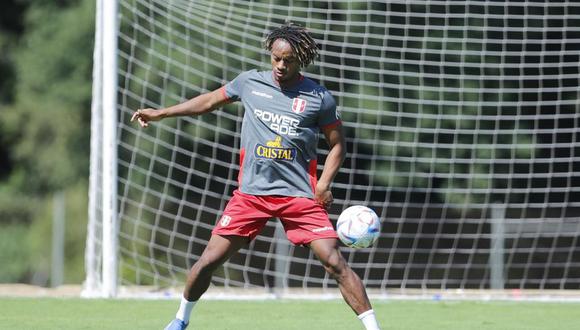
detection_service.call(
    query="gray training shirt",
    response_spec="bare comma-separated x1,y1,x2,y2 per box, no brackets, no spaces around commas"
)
222,69,341,198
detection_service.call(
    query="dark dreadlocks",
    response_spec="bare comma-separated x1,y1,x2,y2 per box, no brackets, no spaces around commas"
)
263,22,319,68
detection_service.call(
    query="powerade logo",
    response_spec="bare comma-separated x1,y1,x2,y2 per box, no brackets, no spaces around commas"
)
254,136,296,161
254,109,299,136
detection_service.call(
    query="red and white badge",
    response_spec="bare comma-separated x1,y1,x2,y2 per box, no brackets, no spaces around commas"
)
291,98,307,114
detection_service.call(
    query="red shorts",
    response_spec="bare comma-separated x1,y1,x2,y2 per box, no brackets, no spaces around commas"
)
212,190,338,245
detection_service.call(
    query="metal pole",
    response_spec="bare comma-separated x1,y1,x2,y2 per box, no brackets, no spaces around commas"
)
490,203,506,290
51,191,65,288
101,0,119,298
84,0,104,297
274,220,290,293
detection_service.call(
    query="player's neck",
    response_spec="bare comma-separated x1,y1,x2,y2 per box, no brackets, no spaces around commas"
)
272,71,303,89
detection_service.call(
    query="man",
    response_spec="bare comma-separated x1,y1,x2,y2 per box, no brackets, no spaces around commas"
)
132,22,381,330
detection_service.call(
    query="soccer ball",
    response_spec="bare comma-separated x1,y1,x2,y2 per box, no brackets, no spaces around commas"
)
336,205,381,248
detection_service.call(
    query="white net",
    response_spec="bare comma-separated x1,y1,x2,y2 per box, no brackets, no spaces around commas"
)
87,0,580,297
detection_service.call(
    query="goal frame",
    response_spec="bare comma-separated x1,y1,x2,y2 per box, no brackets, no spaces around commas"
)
84,0,119,298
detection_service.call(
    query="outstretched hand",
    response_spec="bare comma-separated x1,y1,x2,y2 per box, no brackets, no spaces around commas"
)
130,108,161,128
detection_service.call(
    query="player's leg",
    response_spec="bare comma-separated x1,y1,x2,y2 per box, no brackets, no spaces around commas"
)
308,238,371,313
184,234,249,300
166,190,271,329
308,238,381,330
277,196,380,329
165,234,248,330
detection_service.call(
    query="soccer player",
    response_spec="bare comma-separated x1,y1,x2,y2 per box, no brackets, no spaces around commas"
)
131,22,381,330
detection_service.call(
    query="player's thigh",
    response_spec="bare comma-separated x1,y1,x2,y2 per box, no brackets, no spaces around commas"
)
212,190,272,240
279,197,338,245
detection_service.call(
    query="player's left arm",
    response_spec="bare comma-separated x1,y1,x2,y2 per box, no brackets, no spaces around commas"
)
315,123,347,209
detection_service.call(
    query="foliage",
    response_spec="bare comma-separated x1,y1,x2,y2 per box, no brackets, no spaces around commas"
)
0,225,31,282
0,0,94,283
3,0,93,194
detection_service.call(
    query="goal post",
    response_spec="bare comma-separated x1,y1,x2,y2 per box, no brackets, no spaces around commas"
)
85,0,119,298
86,0,580,299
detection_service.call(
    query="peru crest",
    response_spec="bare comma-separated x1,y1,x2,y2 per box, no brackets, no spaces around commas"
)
291,97,307,114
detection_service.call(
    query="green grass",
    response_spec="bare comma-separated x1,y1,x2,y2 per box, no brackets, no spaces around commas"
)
0,297,578,329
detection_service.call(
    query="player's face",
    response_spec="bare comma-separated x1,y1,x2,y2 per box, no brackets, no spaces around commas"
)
270,39,301,86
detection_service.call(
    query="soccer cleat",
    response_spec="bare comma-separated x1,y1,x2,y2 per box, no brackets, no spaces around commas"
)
164,318,188,330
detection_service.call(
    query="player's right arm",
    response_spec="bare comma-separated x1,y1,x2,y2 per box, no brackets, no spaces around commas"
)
131,87,230,128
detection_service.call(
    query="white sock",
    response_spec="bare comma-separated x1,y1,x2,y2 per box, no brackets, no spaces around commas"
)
357,309,381,330
175,296,196,324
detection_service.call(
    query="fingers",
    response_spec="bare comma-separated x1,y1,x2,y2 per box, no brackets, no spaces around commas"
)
130,110,139,122
315,191,333,210
318,201,332,210
137,116,149,128
131,109,149,128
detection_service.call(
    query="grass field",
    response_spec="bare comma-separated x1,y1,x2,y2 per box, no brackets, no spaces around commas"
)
1,297,579,329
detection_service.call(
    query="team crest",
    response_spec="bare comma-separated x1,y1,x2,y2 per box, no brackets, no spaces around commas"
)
220,215,231,227
291,98,307,114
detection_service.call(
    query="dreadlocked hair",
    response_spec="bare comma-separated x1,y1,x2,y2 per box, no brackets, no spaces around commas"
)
263,22,319,68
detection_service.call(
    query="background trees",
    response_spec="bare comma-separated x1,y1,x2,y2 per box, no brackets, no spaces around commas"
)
0,0,94,283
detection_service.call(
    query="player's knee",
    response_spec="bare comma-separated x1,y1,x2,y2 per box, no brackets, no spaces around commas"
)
192,254,222,276
321,250,347,279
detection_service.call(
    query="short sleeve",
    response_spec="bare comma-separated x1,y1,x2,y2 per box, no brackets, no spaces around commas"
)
224,70,254,102
318,91,341,129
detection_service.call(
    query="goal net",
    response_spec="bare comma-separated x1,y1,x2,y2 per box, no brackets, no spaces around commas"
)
86,0,580,299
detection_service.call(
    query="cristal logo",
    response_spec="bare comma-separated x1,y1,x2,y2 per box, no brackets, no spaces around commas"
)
220,215,232,226
254,136,296,161
292,98,307,114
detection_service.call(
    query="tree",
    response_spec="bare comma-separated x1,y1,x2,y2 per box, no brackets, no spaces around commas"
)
0,0,94,283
